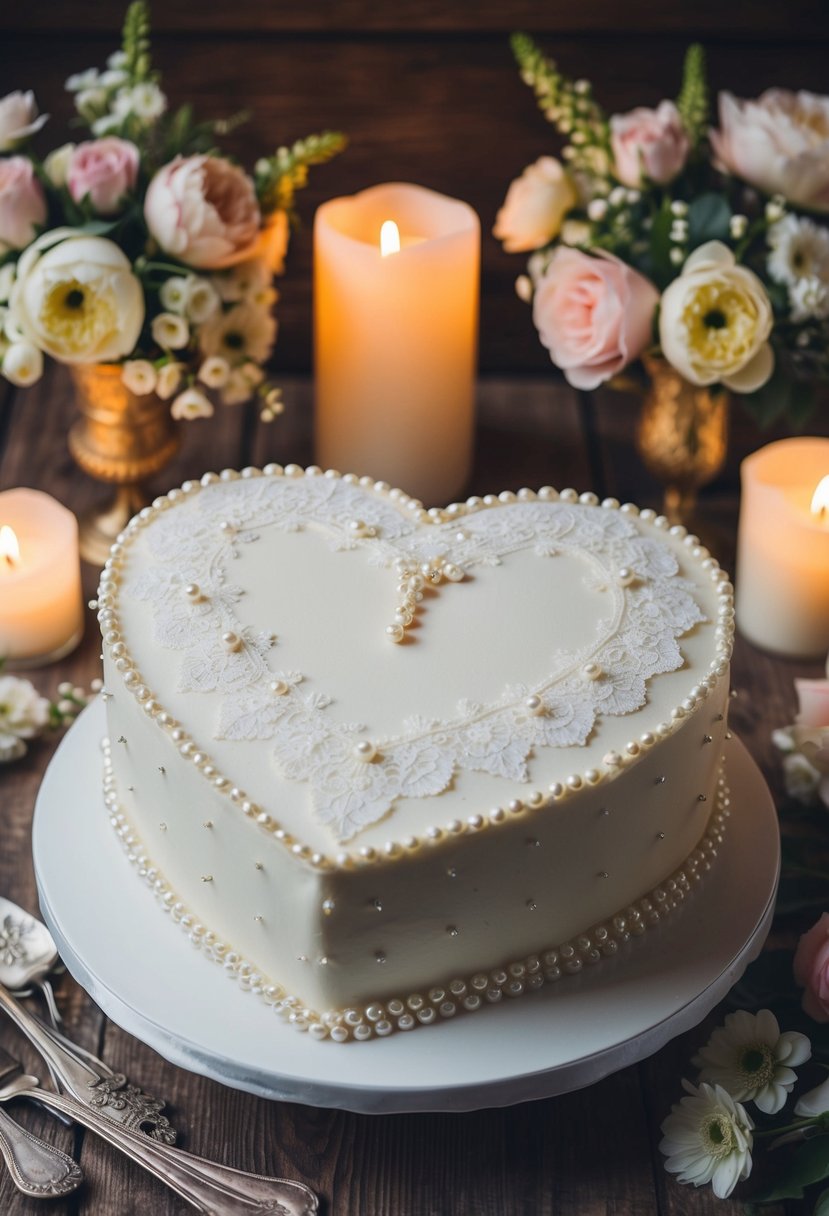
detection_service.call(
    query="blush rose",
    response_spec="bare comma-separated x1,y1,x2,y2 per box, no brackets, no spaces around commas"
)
794,913,829,1023
67,137,139,215
610,101,690,188
144,155,261,270
0,157,47,253
532,247,658,389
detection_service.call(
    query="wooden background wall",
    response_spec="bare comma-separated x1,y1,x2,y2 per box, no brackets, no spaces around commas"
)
2,2,829,375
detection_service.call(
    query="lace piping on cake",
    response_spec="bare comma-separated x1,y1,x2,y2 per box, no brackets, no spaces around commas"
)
126,478,705,841
102,739,731,1044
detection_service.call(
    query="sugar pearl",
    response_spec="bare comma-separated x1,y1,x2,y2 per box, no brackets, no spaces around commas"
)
354,740,376,763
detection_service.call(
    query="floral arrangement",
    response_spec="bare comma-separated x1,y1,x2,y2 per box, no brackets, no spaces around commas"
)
774,670,829,809
0,2,345,421
496,35,829,426
0,673,94,763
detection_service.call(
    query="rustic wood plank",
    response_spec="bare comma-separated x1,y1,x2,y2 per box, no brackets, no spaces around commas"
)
1,0,826,36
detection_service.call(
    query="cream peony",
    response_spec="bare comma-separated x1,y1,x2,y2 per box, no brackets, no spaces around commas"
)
659,242,774,392
494,157,577,253
10,230,144,364
0,91,48,152
711,89,829,213
0,157,47,253
611,101,690,188
67,137,139,216
533,247,658,389
145,155,261,270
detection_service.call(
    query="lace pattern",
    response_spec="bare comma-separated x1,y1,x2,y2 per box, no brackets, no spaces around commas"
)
127,478,705,840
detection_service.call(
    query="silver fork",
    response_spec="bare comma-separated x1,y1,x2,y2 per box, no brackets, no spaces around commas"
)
0,1048,318,1215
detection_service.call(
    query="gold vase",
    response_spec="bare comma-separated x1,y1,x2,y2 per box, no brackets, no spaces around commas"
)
68,364,180,565
636,355,730,523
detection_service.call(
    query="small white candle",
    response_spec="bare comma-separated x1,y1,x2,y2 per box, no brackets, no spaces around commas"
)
0,488,84,667
314,182,479,505
736,437,829,657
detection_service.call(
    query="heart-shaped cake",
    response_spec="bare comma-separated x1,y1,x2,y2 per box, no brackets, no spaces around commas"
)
99,465,733,1041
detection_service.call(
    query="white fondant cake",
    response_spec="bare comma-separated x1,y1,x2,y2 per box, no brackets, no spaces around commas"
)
98,466,734,1042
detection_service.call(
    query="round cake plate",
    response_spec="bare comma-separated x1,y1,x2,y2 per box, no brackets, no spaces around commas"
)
33,699,779,1115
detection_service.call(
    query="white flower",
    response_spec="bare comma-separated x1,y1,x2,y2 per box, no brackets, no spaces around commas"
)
795,1075,829,1117
0,264,15,304
587,198,608,222
107,51,128,70
515,274,533,302
2,341,43,387
0,734,26,764
10,230,144,364
493,156,577,253
43,142,76,188
171,386,214,420
560,219,591,246
0,675,50,740
199,302,276,363
198,356,230,388
782,750,823,802
767,214,829,287
789,275,829,322
91,114,121,137
121,360,158,395
156,361,184,400
151,312,190,351
730,214,748,239
159,277,190,315
76,88,108,118
213,258,272,303
693,1009,811,1114
99,69,128,89
0,91,48,152
660,1081,753,1199
659,241,774,393
65,68,100,93
113,83,167,122
185,277,220,323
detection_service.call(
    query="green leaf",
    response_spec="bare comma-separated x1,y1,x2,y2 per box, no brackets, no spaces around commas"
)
687,192,731,247
751,1134,829,1202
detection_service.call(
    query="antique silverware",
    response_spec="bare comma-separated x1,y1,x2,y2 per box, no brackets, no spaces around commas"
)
0,897,63,1027
0,1050,318,1215
0,979,177,1142
0,1051,82,1199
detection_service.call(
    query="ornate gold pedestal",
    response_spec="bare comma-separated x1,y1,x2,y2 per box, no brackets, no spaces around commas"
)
68,364,180,565
636,355,730,524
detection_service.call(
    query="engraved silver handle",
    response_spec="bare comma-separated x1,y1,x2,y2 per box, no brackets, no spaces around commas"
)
0,1104,83,1199
3,1079,317,1215
0,983,176,1141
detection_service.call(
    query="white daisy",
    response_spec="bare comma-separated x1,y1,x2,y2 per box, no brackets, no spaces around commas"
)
660,1081,753,1199
121,360,157,396
789,274,829,323
199,302,276,364
170,387,213,420
693,1009,811,1114
767,214,829,287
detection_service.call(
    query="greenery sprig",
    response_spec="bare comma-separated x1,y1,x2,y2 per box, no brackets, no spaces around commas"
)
676,43,709,151
255,132,349,219
122,1,156,88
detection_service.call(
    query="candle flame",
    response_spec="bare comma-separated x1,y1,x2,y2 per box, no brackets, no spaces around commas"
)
0,525,20,569
380,220,401,257
811,474,829,521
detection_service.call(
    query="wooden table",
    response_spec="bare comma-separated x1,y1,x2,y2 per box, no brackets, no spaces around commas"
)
0,368,825,1215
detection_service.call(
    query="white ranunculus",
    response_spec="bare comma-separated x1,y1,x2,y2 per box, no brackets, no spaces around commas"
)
43,143,76,188
2,341,43,386
660,1081,754,1199
122,359,158,395
659,241,774,393
151,312,190,351
494,156,577,253
156,361,184,400
9,230,144,364
198,356,230,388
0,675,50,739
0,91,48,152
171,386,213,420
693,1009,811,1115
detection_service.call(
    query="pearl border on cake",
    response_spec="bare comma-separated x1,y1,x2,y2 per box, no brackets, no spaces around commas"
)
94,466,735,872
102,736,732,1043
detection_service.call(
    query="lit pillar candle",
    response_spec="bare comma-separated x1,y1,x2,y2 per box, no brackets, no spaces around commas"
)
736,438,829,657
0,488,84,667
314,182,479,505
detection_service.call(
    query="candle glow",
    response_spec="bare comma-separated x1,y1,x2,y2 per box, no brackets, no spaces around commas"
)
0,524,20,569
380,219,401,257
810,475,829,521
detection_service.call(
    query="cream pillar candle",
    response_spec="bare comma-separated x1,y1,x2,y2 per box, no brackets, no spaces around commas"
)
736,438,829,657
314,182,479,505
0,488,84,667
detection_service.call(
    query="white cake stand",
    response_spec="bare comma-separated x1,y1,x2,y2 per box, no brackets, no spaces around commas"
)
33,699,779,1114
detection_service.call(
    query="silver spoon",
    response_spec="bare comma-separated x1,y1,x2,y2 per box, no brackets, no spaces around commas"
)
0,1101,83,1200
0,898,62,1026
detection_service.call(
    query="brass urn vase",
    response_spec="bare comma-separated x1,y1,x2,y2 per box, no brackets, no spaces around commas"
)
636,354,730,523
68,364,180,565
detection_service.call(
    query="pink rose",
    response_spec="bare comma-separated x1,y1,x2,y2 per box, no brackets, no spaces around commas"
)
532,247,658,389
610,101,690,188
67,137,139,216
711,89,829,214
795,678,829,728
794,913,829,1022
0,157,46,253
144,155,261,270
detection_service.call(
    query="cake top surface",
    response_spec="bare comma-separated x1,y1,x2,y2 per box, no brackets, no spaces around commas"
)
100,466,733,861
